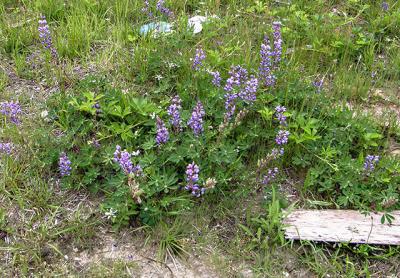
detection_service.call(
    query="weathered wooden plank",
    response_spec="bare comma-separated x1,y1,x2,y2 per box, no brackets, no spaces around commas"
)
282,210,400,245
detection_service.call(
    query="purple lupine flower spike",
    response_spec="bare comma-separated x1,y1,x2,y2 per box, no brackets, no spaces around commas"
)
271,147,284,158
188,101,205,136
113,145,142,176
364,155,380,173
224,65,248,92
222,65,258,121
262,167,279,185
185,162,204,197
155,116,169,145
224,93,238,121
272,21,283,67
0,142,13,156
312,78,324,93
382,2,389,11
59,152,72,177
192,48,206,71
167,95,182,132
275,130,290,145
142,0,153,17
0,101,22,124
156,0,174,17
38,15,57,58
275,105,287,126
210,71,222,87
239,76,258,103
259,35,276,87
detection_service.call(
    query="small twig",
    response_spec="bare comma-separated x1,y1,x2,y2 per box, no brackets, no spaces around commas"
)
138,253,175,278
367,215,374,244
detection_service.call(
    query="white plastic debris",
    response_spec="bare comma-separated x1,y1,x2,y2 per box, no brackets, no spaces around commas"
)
188,16,208,34
187,15,219,34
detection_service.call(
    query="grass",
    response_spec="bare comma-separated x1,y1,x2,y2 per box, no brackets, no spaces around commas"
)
1,0,400,276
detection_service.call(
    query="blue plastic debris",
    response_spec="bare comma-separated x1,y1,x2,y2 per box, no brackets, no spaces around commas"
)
139,21,172,36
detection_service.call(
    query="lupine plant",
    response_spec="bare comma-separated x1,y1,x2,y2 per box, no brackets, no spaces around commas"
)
142,0,153,18
0,142,13,156
222,65,258,123
312,78,324,93
210,71,221,87
185,162,204,197
156,0,173,18
38,15,57,59
364,155,380,173
0,101,22,124
259,21,283,87
142,0,173,18
32,18,400,229
113,145,142,176
192,47,206,71
167,95,182,132
155,116,169,145
187,101,205,136
1,2,400,275
257,105,290,186
59,152,72,177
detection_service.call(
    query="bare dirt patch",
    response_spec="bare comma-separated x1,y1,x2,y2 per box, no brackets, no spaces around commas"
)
72,231,219,277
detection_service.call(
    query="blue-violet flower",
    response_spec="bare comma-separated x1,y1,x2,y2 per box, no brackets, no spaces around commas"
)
312,78,324,93
271,147,284,158
275,105,287,126
156,116,169,145
262,167,279,185
210,71,222,87
113,145,142,176
239,76,258,103
142,0,153,17
167,95,182,132
364,155,380,173
259,35,276,87
38,15,57,58
192,47,206,71
188,101,205,136
382,2,389,11
275,130,290,145
156,0,173,17
272,21,283,67
0,142,13,156
59,152,72,177
0,101,22,124
185,162,204,197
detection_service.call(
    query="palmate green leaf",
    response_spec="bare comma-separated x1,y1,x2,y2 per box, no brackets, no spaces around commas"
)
207,49,222,64
104,101,132,119
258,107,273,122
167,151,185,164
142,138,155,150
141,152,157,167
381,213,395,225
246,0,267,13
106,122,135,142
68,91,104,115
130,97,160,116
81,168,100,186
363,132,383,148
145,171,179,196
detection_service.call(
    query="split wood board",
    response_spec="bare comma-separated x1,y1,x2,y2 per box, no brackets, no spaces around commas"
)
282,210,400,245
